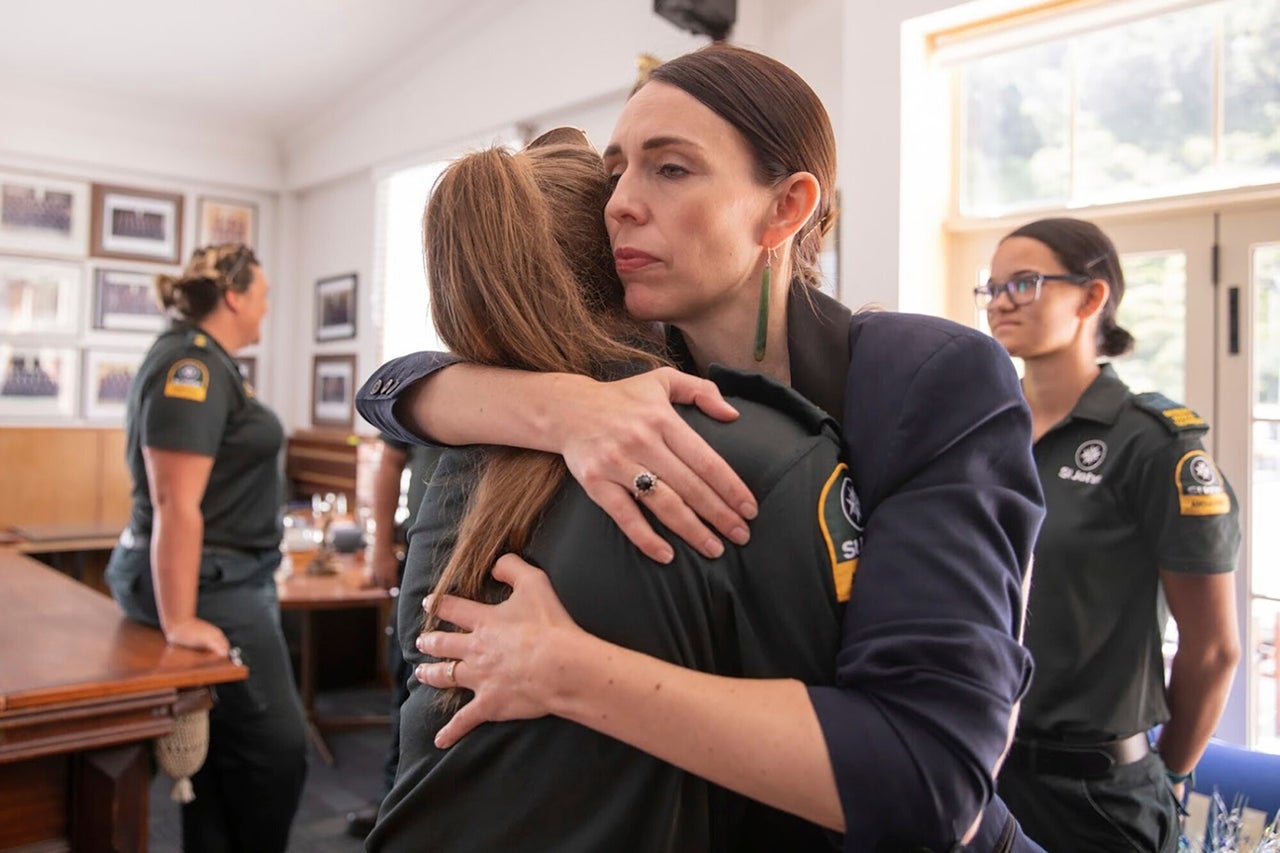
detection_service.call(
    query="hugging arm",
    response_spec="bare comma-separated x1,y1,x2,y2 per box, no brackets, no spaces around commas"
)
808,320,1043,849
356,353,757,562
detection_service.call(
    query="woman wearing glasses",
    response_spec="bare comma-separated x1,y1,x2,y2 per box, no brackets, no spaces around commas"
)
981,217,1241,852
105,244,307,852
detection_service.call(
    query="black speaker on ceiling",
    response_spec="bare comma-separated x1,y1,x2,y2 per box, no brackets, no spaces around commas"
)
654,0,736,41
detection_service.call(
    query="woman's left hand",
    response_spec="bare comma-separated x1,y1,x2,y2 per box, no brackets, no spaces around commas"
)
415,554,583,748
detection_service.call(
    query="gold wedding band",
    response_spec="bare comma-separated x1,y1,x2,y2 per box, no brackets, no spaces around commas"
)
446,659,459,687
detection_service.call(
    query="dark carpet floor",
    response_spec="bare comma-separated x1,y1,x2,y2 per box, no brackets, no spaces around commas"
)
148,686,391,853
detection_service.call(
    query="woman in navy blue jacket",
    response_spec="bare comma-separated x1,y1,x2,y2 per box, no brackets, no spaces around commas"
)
360,43,1044,853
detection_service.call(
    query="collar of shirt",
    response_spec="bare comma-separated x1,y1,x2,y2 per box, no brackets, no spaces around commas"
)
1058,362,1130,429
664,285,852,430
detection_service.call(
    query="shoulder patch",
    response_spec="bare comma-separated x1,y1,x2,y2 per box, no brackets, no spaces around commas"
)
818,463,862,603
164,358,209,402
1133,392,1207,434
1175,450,1230,516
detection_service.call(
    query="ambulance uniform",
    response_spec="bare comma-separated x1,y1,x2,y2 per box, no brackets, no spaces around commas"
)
357,289,1045,853
1000,364,1240,852
369,368,852,852
105,321,307,853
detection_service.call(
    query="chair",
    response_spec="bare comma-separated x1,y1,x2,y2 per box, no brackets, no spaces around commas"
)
1184,738,1280,848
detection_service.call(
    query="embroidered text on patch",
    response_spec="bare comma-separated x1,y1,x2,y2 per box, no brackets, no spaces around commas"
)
164,358,209,402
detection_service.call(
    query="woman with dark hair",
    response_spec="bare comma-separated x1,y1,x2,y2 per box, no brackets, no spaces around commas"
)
361,43,1044,852
105,244,308,852
981,217,1241,852
368,136,851,851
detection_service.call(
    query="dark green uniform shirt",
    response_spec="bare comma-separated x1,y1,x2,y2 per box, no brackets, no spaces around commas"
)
378,432,443,524
1022,364,1240,740
368,368,855,853
125,321,284,551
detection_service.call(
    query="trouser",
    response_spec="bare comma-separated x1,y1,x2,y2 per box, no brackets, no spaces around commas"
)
106,544,309,853
384,558,414,795
999,751,1180,852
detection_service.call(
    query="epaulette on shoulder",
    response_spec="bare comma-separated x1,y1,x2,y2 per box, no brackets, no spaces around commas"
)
187,330,210,349
1132,392,1208,434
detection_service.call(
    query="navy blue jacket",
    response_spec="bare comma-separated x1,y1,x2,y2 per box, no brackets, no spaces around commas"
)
356,292,1045,852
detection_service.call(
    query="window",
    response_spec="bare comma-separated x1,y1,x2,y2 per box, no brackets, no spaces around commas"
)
956,0,1280,216
375,160,450,362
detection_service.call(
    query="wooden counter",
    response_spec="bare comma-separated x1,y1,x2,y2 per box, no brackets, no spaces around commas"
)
0,551,246,852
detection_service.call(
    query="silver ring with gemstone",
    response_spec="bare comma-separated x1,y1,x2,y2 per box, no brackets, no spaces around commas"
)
632,470,659,499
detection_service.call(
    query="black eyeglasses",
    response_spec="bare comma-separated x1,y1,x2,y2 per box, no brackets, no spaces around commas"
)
974,272,1091,308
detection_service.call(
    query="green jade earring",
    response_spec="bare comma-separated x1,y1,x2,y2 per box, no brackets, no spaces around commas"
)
754,246,777,362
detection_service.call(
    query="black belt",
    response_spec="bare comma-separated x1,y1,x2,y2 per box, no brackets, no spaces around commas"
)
119,529,267,557
1006,732,1151,780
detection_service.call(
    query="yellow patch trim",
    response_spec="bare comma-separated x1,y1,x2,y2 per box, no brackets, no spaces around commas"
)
1163,407,1205,428
1175,449,1230,516
164,358,208,402
818,462,857,603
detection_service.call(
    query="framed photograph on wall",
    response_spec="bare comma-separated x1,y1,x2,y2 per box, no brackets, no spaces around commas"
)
197,197,258,248
314,273,357,341
82,348,144,422
0,343,78,419
311,353,355,430
234,355,257,388
91,183,183,264
0,171,90,258
92,267,168,333
0,257,83,336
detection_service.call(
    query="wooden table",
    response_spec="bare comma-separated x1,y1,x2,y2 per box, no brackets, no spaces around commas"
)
0,551,246,853
276,554,393,766
7,521,122,589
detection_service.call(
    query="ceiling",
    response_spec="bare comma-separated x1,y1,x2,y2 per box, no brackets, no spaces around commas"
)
0,0,477,138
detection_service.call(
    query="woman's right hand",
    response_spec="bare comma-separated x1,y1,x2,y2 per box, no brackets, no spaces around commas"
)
556,367,757,563
165,616,232,657
416,554,580,747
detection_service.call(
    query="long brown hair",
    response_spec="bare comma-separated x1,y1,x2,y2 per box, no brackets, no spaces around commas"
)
423,140,666,703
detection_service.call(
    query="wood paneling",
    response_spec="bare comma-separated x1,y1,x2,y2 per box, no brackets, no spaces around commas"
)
0,428,131,530
285,429,365,503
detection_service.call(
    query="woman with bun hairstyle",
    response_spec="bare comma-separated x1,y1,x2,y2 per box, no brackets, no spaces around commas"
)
981,217,1241,852
105,244,307,852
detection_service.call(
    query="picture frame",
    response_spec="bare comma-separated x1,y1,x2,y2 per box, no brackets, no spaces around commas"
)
234,355,257,388
0,171,91,258
0,343,78,420
314,273,357,341
311,353,356,430
0,257,83,336
197,197,258,249
91,183,183,264
92,267,169,333
82,348,144,422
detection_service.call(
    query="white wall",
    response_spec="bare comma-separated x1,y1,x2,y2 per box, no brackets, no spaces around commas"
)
284,0,845,435
288,175,378,431
0,83,282,192
0,87,283,425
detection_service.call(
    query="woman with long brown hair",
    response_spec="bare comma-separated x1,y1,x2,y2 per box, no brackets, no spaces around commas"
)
367,135,855,851
361,44,1042,852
